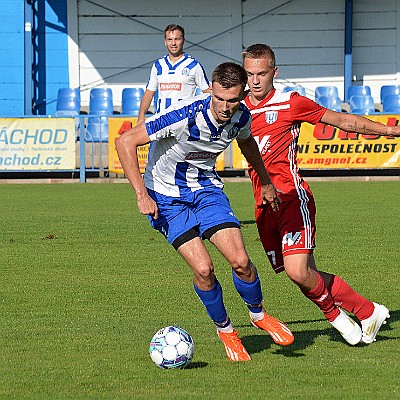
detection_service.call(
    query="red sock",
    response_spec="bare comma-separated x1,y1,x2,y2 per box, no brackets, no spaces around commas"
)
328,275,374,321
302,272,340,322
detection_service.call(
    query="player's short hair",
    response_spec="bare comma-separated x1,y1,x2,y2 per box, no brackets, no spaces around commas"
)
212,62,247,90
164,24,185,39
242,44,276,68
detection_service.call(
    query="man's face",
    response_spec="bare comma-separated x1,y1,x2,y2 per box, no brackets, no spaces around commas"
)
164,30,185,57
243,57,277,101
210,82,244,124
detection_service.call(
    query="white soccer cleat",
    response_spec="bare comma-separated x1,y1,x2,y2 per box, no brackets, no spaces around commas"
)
330,309,362,345
361,302,390,344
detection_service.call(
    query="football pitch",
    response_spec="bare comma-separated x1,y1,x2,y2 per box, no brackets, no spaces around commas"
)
1,180,399,399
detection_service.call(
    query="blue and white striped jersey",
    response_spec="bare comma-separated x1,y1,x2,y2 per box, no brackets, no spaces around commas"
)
144,94,251,197
146,53,210,113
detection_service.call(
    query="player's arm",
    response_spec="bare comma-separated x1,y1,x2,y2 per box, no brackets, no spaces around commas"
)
137,89,156,125
237,135,281,211
193,64,211,94
115,122,158,219
321,109,400,137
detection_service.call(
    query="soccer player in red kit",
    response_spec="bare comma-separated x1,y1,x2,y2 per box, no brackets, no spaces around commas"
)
242,44,400,345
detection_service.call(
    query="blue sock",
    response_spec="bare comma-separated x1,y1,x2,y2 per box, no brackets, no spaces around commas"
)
194,279,229,326
232,269,263,313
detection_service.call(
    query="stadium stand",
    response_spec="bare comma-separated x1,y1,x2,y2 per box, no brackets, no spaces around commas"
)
347,85,371,101
55,88,80,116
283,85,306,96
314,86,339,102
380,85,400,104
317,95,343,112
382,94,400,113
86,88,113,142
349,95,375,114
121,87,144,116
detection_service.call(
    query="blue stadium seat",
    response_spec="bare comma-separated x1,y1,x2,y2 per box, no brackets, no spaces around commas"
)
382,95,400,113
317,95,342,112
347,85,371,101
86,88,114,142
349,95,375,114
56,88,80,116
283,85,306,96
315,86,339,102
55,88,81,135
89,88,113,114
121,87,144,116
380,85,400,104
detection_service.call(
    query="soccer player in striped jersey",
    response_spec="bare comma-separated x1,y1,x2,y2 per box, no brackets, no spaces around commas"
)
242,44,400,346
137,24,211,124
116,62,294,362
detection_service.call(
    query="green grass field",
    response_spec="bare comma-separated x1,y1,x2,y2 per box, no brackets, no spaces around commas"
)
1,180,398,399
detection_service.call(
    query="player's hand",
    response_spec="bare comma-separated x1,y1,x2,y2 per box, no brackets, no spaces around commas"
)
261,183,283,212
137,194,159,219
388,126,400,137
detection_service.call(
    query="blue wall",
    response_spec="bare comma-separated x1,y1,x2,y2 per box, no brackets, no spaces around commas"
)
0,0,24,116
34,0,70,115
0,0,69,117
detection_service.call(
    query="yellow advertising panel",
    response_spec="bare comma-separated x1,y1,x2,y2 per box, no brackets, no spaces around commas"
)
215,153,224,171
298,115,400,169
108,117,149,174
230,114,400,170
108,115,400,173
0,118,75,170
231,140,249,170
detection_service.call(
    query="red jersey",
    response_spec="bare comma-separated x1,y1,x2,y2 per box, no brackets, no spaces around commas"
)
244,89,327,206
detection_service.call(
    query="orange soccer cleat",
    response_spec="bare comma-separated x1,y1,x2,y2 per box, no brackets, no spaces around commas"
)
250,308,294,346
217,330,251,362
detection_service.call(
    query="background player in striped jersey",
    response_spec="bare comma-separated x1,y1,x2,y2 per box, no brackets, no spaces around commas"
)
116,62,294,362
137,24,211,124
242,43,400,346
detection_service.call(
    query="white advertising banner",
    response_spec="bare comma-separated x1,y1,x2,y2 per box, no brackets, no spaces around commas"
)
0,118,76,170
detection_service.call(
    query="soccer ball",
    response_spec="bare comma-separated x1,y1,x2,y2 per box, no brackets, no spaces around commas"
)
149,326,194,369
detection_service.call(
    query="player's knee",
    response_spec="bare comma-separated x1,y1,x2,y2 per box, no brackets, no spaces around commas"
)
285,268,314,289
193,262,215,285
230,254,251,277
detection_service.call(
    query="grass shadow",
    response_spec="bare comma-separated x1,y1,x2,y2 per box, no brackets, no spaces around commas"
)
185,361,208,369
240,309,397,357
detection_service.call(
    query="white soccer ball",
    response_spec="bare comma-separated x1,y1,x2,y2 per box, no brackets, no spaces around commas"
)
149,326,194,369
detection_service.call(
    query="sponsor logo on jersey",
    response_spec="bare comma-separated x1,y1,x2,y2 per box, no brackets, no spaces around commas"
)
185,151,218,160
282,231,302,246
160,82,182,91
182,67,190,76
317,293,329,302
265,110,278,124
227,125,239,139
254,135,272,155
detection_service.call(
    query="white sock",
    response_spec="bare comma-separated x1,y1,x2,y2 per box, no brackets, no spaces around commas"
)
249,310,265,322
216,322,234,333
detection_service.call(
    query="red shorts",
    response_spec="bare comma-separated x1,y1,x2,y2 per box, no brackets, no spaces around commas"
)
255,192,316,274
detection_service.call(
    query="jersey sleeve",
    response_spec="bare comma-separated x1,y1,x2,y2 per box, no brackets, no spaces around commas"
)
145,106,188,142
146,63,159,92
193,63,211,91
236,108,252,140
290,93,327,124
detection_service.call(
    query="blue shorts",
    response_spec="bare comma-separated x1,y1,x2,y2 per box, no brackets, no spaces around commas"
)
147,187,240,249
